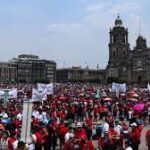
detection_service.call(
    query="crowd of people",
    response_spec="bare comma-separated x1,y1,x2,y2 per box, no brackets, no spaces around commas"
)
0,83,150,150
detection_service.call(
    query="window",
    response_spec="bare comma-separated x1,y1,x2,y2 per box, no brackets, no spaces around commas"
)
137,60,142,67
123,51,125,57
113,51,116,58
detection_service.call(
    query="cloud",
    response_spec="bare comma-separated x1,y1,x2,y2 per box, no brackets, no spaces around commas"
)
85,3,108,13
0,0,148,69
48,22,83,33
45,0,144,68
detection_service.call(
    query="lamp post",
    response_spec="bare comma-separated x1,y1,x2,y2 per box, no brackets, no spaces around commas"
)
20,97,33,143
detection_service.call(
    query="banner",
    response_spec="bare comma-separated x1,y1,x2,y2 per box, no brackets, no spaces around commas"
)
8,88,17,99
0,89,17,99
147,83,150,92
37,83,54,94
112,82,126,94
0,90,5,99
31,88,47,102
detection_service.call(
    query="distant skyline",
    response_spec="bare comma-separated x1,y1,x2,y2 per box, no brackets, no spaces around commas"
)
0,0,150,69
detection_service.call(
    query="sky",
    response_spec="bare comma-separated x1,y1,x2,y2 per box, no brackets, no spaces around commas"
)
0,0,150,69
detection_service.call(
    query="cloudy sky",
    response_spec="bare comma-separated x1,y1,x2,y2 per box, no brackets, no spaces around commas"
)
0,0,150,69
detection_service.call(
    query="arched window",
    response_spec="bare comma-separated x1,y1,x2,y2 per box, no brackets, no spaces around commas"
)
113,51,116,58
123,38,125,43
113,36,116,43
123,51,125,57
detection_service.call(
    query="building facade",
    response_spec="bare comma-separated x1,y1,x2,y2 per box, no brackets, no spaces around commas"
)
10,54,56,83
106,15,150,84
56,67,105,83
0,54,56,83
0,62,17,83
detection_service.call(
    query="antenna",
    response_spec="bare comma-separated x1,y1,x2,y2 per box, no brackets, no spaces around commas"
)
63,61,66,68
139,14,141,36
117,13,120,18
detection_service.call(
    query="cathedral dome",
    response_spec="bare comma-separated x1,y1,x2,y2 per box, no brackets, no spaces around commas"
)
115,15,123,27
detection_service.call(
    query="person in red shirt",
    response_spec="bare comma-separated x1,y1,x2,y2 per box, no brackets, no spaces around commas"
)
145,129,150,150
59,123,69,149
86,139,94,150
32,125,47,150
62,135,74,150
8,132,18,150
98,132,112,150
108,125,120,150
130,122,141,150
74,123,87,140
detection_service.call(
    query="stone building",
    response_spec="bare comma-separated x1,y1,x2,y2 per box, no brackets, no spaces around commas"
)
10,54,56,83
0,54,56,83
106,15,150,84
56,67,105,83
0,62,17,83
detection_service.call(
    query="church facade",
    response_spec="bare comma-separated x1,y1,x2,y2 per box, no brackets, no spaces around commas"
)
106,15,150,84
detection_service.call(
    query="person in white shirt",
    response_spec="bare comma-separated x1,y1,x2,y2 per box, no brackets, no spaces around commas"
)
64,127,74,142
42,111,49,124
1,111,8,119
32,109,39,119
0,131,9,150
128,109,133,122
37,112,43,123
102,121,109,137
17,112,22,121
125,140,133,150
114,120,122,136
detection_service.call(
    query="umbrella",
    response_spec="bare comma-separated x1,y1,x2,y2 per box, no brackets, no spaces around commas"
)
133,103,145,112
103,97,112,101
128,98,138,102
127,90,137,98
79,93,84,97
59,96,67,100
132,93,139,98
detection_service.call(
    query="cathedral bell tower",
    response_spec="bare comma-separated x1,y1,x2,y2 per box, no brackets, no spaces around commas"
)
107,15,130,82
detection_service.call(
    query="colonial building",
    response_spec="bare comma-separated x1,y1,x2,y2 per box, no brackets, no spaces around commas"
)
0,54,56,83
10,54,56,83
56,67,105,83
0,62,17,83
106,15,150,84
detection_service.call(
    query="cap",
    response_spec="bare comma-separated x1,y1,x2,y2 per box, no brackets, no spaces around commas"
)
123,130,129,134
130,122,137,127
77,122,82,128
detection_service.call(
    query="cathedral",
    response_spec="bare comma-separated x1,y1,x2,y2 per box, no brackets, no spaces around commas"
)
106,15,150,84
